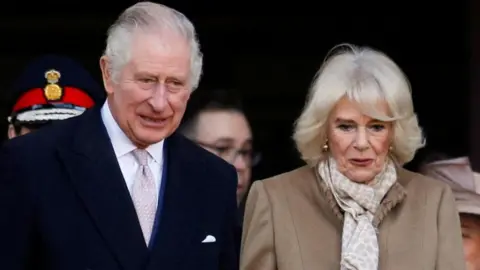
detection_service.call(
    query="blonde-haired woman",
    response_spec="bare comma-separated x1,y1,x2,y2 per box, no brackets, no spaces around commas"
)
240,44,465,270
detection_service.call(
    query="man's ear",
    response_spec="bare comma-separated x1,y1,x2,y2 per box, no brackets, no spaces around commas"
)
100,56,114,95
7,124,17,139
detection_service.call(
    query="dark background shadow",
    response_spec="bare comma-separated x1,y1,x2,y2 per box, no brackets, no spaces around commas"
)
0,0,470,179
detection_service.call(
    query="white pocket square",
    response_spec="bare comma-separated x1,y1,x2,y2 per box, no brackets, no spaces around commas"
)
201,235,216,243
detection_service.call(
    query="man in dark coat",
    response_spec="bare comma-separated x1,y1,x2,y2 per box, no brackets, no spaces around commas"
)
0,2,239,270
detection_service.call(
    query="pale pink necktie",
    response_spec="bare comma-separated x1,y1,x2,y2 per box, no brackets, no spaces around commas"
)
131,149,158,245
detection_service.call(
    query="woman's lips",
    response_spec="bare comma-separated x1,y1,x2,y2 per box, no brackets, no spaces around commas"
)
349,158,373,166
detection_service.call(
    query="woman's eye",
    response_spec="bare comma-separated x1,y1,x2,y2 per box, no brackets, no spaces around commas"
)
337,124,354,131
370,124,385,132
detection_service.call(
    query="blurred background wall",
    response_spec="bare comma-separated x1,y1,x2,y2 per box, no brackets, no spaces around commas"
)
0,0,474,178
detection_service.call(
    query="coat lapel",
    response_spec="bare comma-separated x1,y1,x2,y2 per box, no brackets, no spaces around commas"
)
147,133,206,268
56,107,149,270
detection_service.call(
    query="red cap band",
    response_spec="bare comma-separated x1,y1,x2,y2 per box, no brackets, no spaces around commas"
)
12,86,95,113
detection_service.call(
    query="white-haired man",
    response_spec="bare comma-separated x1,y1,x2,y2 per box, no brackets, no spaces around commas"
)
0,2,239,270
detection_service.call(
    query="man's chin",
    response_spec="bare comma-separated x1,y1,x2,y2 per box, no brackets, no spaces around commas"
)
132,130,170,147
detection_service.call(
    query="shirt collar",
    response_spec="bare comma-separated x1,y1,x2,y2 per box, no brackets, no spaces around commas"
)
100,101,164,164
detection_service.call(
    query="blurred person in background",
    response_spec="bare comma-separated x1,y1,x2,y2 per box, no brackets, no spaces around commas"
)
421,156,480,270
240,44,465,270
6,54,103,138
180,88,259,206
179,88,260,253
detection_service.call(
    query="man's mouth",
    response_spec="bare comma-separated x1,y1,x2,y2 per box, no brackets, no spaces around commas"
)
140,115,168,127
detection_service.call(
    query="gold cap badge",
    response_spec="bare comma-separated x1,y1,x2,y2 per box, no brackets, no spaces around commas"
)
44,69,63,101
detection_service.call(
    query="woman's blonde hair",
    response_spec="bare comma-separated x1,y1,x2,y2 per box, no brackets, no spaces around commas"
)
293,43,425,167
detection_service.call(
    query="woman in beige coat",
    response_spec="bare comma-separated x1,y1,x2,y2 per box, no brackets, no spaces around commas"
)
240,44,466,270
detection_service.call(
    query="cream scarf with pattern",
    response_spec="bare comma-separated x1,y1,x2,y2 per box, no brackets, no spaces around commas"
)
317,157,397,270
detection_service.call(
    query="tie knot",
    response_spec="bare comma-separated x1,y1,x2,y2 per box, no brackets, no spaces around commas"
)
133,149,149,166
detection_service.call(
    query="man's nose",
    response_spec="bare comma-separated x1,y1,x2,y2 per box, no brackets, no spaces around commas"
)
148,83,168,111
232,154,248,171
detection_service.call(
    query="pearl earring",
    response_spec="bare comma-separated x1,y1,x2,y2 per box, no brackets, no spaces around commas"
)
322,140,329,152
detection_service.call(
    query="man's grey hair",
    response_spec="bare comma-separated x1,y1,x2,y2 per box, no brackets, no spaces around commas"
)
103,2,203,90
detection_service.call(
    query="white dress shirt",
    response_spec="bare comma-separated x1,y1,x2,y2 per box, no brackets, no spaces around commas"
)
101,102,164,199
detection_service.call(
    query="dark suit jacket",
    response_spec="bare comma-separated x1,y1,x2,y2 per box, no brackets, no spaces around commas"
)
0,107,239,270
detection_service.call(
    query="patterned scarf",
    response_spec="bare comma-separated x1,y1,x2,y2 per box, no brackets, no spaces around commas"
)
317,157,397,270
